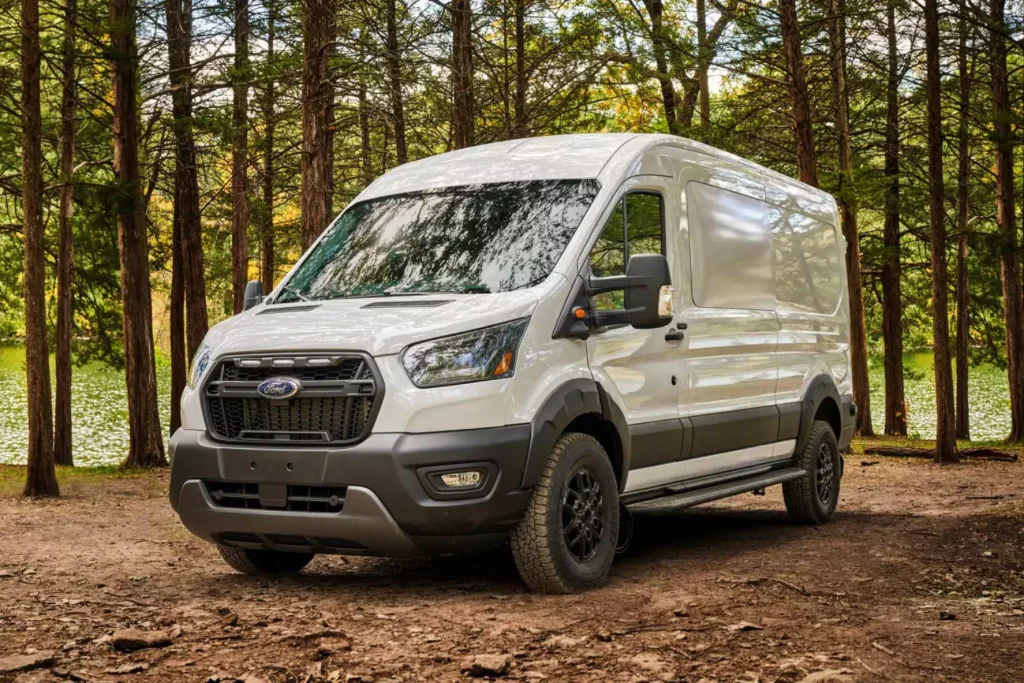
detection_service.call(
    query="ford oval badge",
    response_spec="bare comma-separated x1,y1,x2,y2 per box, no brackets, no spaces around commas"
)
257,377,301,399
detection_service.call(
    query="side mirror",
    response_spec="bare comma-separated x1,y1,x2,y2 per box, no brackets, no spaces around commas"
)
242,280,264,311
623,254,673,329
586,253,673,329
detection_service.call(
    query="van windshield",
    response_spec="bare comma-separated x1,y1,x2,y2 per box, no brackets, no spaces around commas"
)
275,179,601,303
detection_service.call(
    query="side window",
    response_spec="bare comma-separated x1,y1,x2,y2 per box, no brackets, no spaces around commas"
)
589,192,664,310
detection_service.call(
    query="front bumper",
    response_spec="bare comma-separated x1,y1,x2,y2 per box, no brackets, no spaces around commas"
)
169,426,533,557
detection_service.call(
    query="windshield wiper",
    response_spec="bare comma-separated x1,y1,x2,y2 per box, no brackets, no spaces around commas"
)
274,285,311,303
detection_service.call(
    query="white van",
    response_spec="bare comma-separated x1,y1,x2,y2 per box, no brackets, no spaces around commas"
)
170,133,855,593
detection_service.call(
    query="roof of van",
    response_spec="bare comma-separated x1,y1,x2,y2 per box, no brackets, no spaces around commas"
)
357,133,826,204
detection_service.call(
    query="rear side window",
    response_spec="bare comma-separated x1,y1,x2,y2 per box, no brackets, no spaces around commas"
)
687,182,774,310
589,192,664,310
772,209,842,314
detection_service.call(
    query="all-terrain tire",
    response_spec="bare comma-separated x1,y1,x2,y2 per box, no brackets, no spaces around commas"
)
510,432,619,594
216,545,314,576
783,419,841,524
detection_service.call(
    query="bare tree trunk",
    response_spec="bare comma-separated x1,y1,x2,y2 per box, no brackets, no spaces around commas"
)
166,0,208,362
988,0,1024,442
359,84,373,187
881,0,906,437
231,0,250,313
301,0,335,249
451,0,475,148
22,0,58,495
778,0,817,187
825,0,872,436
54,0,78,467
955,0,971,440
260,0,275,293
924,0,957,463
696,0,709,136
112,0,166,468
513,0,527,138
386,0,407,164
170,206,185,436
644,0,680,136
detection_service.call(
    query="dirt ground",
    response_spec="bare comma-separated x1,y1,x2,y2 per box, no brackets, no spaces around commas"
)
1,447,1023,683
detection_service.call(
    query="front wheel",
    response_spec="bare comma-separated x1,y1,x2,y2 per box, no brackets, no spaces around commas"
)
783,420,841,524
510,432,619,594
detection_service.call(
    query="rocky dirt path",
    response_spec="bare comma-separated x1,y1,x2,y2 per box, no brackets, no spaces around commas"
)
1,453,1022,683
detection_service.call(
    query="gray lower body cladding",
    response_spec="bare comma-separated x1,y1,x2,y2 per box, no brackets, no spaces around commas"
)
169,426,533,557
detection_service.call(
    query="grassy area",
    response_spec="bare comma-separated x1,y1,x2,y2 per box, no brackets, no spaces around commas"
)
0,463,157,496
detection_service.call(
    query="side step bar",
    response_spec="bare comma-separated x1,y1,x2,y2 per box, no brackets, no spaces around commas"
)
627,467,806,514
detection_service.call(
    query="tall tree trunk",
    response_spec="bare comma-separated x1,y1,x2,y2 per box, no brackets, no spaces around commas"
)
778,0,817,187
924,0,957,462
111,0,166,468
386,0,407,164
170,205,185,436
231,0,250,313
955,0,971,440
988,0,1024,442
166,0,208,362
21,0,58,495
54,0,78,466
696,0,710,136
359,84,373,187
301,0,335,249
825,0,872,436
451,0,475,148
513,0,527,138
881,0,906,437
261,0,275,293
644,0,680,136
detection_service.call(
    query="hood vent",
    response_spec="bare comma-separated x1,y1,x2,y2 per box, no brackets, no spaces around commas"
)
257,304,322,315
361,299,453,309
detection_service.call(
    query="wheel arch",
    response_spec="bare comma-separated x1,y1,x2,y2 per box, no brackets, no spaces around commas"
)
521,379,631,492
795,374,843,455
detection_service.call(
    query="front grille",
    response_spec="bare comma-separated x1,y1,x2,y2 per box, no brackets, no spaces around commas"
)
205,481,347,513
217,532,368,552
203,353,380,445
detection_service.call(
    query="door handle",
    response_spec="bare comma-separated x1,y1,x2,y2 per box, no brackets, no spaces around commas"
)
665,329,685,342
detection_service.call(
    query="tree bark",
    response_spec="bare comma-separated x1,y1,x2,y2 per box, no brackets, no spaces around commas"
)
513,0,528,138
825,0,872,436
924,0,957,462
778,0,817,187
166,0,208,361
301,0,335,249
21,0,58,495
988,0,1024,442
231,0,250,313
955,0,971,440
386,0,407,164
111,0,166,468
451,0,475,149
170,200,185,436
54,0,78,466
359,84,373,187
696,0,710,136
880,0,905,436
644,0,680,136
260,0,275,293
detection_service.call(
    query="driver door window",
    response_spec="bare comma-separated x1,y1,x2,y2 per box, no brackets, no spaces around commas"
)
589,192,665,310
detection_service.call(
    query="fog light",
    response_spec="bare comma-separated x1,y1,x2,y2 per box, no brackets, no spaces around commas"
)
439,470,483,489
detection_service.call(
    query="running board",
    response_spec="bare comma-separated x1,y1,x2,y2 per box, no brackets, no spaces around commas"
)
627,467,806,514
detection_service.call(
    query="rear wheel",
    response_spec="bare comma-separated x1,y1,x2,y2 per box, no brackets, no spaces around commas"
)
783,419,841,524
510,433,619,593
217,545,314,576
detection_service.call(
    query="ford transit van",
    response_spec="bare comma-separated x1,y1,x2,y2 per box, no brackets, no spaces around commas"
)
169,133,855,593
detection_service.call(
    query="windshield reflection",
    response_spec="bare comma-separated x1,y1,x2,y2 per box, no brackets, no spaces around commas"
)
276,179,601,303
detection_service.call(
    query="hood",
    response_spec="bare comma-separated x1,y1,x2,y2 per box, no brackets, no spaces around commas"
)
201,283,553,358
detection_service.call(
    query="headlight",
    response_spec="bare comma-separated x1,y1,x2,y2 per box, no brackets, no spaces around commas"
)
402,318,530,388
187,344,212,389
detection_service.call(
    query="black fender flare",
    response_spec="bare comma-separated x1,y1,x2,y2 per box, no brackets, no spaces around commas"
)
521,379,631,490
794,374,842,456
